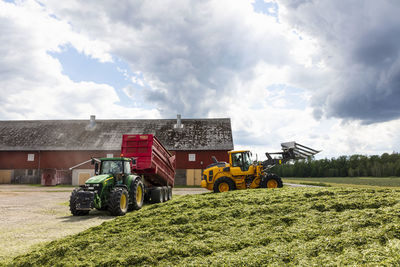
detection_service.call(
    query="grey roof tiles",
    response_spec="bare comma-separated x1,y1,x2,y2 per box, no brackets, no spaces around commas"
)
0,118,233,151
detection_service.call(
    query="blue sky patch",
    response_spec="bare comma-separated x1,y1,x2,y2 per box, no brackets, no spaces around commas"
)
252,0,279,19
49,46,147,107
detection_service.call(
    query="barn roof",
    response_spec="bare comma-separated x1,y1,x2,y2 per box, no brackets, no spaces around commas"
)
0,117,233,151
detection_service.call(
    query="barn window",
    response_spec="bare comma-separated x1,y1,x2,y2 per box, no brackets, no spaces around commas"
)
27,169,34,176
188,153,196,162
27,154,35,161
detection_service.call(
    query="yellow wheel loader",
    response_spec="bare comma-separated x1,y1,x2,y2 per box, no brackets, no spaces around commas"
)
201,142,320,193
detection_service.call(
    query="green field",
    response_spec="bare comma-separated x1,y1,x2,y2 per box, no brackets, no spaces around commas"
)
5,187,400,266
283,177,400,187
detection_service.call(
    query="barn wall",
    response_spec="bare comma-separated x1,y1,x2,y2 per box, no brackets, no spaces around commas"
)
0,151,40,169
0,150,119,184
0,150,120,170
174,169,186,186
13,169,41,184
174,150,229,169
39,151,120,169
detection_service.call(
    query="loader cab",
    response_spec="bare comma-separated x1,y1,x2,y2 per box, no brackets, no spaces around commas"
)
229,151,254,176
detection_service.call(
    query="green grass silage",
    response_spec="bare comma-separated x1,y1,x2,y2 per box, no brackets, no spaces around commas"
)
284,177,400,187
7,187,400,266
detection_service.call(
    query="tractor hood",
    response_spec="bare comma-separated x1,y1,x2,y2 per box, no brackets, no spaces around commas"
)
85,174,112,184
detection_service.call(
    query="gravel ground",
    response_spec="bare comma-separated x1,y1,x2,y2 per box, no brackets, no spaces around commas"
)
0,185,209,262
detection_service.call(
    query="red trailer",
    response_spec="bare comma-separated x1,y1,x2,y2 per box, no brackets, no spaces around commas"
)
70,134,176,216
121,134,176,187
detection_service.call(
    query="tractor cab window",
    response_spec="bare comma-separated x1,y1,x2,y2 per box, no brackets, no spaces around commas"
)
242,152,252,171
232,153,243,167
124,161,131,175
101,160,123,174
232,152,252,171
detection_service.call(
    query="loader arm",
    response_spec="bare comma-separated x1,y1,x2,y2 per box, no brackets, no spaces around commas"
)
263,142,320,169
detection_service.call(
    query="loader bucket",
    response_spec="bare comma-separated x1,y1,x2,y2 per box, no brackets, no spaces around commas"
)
280,142,320,159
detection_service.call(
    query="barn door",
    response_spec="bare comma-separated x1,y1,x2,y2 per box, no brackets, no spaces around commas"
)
0,170,12,184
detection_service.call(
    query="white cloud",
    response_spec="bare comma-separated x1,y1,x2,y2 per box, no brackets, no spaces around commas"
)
0,0,160,120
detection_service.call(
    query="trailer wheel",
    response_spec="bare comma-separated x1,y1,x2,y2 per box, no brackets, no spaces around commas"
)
129,179,145,211
167,186,172,200
162,187,168,202
108,187,129,216
151,187,163,203
144,191,151,203
261,174,283,188
69,189,90,216
213,177,235,193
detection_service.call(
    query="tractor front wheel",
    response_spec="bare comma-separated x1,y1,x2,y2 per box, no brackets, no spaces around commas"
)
261,174,283,188
108,187,129,216
213,177,235,193
69,189,89,216
128,179,145,211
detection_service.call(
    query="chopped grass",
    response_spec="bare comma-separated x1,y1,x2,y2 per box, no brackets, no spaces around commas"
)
284,177,400,188
298,182,331,187
5,187,400,266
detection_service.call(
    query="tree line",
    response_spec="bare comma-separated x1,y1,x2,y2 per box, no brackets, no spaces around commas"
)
271,153,400,177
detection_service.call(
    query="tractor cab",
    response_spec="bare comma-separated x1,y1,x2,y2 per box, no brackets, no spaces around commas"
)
100,159,131,175
96,158,132,184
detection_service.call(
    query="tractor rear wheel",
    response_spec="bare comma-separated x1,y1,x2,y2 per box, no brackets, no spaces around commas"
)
128,179,145,211
108,187,129,216
151,187,163,203
69,189,89,216
261,174,283,188
213,177,235,193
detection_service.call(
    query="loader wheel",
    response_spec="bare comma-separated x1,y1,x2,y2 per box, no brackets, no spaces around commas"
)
69,189,89,216
151,187,163,203
108,187,129,216
213,177,235,193
128,179,145,211
261,174,283,188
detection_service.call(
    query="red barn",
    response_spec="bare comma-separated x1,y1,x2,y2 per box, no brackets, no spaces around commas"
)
0,115,233,186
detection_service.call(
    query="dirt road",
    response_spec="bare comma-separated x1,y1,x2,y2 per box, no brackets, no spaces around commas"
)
0,185,208,262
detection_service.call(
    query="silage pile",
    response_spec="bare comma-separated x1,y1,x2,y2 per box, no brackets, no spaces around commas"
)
8,187,400,266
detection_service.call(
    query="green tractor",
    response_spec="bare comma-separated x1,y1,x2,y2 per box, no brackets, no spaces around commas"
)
69,157,145,216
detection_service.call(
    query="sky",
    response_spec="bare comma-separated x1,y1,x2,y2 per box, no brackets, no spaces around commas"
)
1,0,400,159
